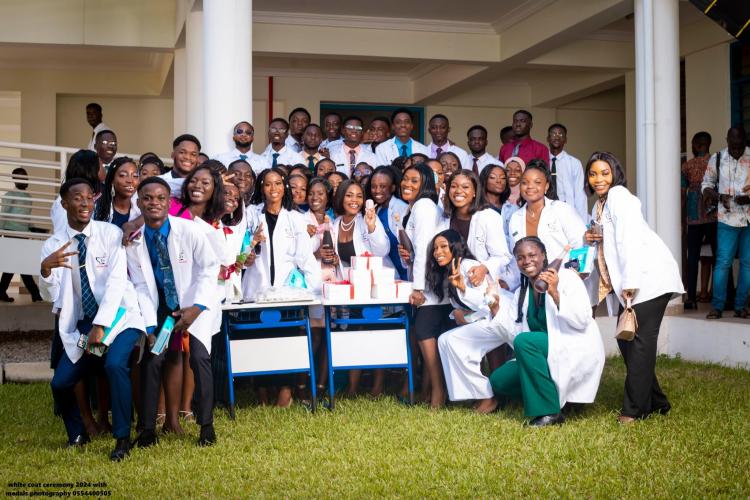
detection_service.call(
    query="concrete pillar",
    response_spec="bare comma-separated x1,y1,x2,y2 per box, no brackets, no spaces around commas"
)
652,0,681,260
173,47,187,136
202,0,253,156
634,0,681,260
186,8,204,142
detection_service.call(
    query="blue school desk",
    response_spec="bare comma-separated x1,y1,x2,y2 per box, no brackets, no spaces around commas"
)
322,296,413,409
221,299,320,416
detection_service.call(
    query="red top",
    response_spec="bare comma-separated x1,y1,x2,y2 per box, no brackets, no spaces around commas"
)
499,136,550,165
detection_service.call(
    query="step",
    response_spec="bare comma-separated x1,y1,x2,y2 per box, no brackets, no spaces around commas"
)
1,361,53,384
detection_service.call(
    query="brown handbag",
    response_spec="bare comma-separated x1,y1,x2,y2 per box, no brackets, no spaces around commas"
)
616,297,638,341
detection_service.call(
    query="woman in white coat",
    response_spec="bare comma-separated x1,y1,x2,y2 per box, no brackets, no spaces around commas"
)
508,160,586,265
397,163,449,406
367,166,410,281
488,236,605,426
325,179,389,395
584,152,683,423
93,156,141,229
439,170,514,291
242,167,322,407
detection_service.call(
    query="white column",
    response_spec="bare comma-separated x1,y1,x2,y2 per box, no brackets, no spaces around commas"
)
186,8,204,142
173,47,187,136
634,0,681,260
202,0,253,156
652,0,681,259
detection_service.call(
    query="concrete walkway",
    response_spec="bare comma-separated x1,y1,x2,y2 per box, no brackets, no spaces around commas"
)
1,362,53,384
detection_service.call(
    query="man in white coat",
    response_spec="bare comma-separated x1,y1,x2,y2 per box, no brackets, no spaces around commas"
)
260,118,305,172
547,124,588,221
329,116,377,176
41,178,145,461
427,114,471,170
214,121,265,173
127,177,220,448
375,108,430,166
467,125,502,175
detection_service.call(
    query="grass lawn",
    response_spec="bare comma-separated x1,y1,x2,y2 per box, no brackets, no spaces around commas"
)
1,356,749,498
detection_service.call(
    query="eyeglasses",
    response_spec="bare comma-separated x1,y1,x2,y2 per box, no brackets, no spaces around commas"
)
269,127,288,134
549,132,565,138
235,128,254,135
100,140,117,146
345,125,364,131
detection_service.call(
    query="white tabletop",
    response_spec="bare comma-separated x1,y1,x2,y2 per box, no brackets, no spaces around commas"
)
222,299,321,311
321,296,410,306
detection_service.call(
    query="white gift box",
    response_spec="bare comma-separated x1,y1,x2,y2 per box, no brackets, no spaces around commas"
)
371,280,413,300
350,254,383,271
323,281,354,301
348,268,373,299
371,267,395,285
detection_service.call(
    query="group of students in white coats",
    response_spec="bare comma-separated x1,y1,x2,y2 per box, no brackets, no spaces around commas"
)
41,115,684,461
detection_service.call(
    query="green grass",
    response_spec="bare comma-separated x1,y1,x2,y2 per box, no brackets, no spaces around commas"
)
1,357,749,498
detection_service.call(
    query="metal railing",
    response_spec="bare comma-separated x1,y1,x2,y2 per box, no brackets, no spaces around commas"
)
0,140,172,240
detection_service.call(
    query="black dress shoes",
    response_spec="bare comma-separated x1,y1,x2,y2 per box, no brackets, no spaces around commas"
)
529,413,565,427
66,434,90,448
136,429,159,448
197,424,216,447
110,437,131,462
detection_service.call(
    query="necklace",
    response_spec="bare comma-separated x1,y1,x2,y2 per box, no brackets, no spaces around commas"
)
527,208,539,219
340,218,355,231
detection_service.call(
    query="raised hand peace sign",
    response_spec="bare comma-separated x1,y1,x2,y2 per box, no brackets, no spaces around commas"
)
41,241,79,278
448,257,466,292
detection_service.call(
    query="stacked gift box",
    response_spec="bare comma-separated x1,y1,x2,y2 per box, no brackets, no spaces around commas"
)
323,253,412,301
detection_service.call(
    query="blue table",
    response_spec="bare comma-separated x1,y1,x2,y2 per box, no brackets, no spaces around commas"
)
322,296,413,409
221,299,320,416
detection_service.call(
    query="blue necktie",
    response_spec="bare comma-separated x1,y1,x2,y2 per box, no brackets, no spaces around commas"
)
154,232,179,311
74,234,98,320
400,145,407,158
239,154,247,161
272,153,280,168
308,155,316,171
377,207,408,281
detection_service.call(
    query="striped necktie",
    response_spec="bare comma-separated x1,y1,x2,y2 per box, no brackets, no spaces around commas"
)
272,152,280,168
74,234,98,320
154,232,179,311
472,157,479,175
349,150,357,173
400,145,407,158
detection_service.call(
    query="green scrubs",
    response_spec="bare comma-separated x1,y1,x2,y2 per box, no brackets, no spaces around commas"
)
489,287,561,417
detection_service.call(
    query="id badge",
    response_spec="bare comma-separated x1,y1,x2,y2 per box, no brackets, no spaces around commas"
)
77,334,88,350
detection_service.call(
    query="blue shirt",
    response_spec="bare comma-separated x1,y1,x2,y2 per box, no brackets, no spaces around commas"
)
394,137,413,157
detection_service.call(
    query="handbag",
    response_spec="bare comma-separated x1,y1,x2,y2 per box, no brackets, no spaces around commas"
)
616,296,638,341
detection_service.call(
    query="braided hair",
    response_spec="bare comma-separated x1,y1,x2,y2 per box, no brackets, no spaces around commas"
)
512,236,548,324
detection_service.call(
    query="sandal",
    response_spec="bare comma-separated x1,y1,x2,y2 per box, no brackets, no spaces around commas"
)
156,413,166,426
706,309,722,319
179,411,195,423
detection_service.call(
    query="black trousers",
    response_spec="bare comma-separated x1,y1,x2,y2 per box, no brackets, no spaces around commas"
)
617,293,672,418
0,272,41,298
140,333,214,430
685,222,716,301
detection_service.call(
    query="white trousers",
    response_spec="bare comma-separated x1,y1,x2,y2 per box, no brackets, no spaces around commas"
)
438,320,511,401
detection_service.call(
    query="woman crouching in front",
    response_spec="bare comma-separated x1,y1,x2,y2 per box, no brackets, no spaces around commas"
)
487,236,605,426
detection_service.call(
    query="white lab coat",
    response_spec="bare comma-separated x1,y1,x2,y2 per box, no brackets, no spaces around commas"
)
214,148,266,174
329,144,378,176
375,137,430,166
508,197,586,263
471,152,503,173
242,206,322,297
157,172,186,199
220,213,248,303
40,221,145,364
259,145,305,173
331,212,390,274
551,150,588,221
429,142,473,170
490,268,605,406
437,208,513,284
586,186,684,313
125,216,220,353
403,197,443,305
